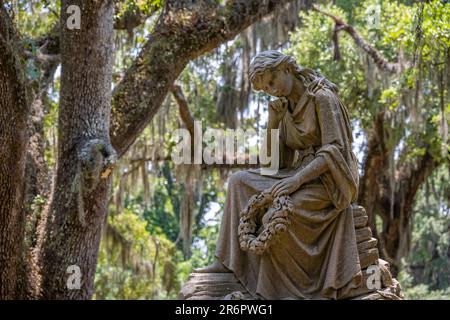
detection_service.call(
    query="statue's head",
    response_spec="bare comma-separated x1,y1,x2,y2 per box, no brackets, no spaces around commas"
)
249,50,338,97
249,50,297,97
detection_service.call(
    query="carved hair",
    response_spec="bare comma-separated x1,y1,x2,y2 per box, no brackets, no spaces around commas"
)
249,50,338,94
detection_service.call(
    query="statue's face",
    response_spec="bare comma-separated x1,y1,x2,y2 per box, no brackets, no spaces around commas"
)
253,64,294,97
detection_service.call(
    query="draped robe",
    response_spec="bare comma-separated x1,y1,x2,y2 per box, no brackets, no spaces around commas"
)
215,82,363,299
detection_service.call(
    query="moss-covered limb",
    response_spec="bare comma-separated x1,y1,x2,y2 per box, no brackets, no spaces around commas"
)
171,84,195,137
111,0,313,157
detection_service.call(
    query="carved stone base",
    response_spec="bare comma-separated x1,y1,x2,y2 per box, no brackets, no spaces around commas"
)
180,205,404,300
179,273,251,300
179,259,403,300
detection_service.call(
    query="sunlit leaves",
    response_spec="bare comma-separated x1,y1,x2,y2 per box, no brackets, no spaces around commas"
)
15,0,59,38
95,207,181,299
380,87,399,110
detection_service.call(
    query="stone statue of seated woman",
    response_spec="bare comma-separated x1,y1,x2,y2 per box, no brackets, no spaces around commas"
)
192,50,388,300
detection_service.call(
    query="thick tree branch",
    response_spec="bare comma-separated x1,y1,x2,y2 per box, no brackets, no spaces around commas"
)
113,0,161,33
24,5,157,63
379,146,438,225
137,82,261,169
24,49,60,64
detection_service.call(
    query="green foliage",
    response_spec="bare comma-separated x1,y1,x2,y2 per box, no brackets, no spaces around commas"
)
403,165,450,290
288,4,372,126
15,0,59,38
399,271,450,300
94,208,183,299
115,0,164,19
188,221,221,270
95,174,225,298
119,165,181,242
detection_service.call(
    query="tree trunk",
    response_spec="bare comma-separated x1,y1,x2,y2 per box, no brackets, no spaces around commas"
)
377,150,436,275
359,111,437,274
358,111,389,242
0,4,30,299
37,0,116,299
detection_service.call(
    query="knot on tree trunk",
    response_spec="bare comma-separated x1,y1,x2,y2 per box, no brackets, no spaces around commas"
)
69,139,117,226
79,138,117,186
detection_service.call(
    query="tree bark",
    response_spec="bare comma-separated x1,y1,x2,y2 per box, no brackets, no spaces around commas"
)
22,57,59,299
37,0,116,299
0,4,30,299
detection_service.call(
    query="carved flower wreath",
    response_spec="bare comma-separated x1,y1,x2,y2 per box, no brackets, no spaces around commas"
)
238,192,294,255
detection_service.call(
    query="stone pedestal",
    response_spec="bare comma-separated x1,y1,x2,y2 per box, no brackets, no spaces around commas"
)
180,205,404,300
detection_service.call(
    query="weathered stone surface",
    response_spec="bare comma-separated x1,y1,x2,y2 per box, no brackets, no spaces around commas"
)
357,238,378,253
179,273,250,300
180,204,403,300
354,215,369,228
352,210,380,269
342,268,378,299
356,227,372,243
180,204,404,300
353,292,384,300
359,248,380,269
188,272,240,283
352,205,367,218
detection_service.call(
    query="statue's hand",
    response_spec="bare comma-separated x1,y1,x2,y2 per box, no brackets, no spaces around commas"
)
268,97,288,124
268,175,302,198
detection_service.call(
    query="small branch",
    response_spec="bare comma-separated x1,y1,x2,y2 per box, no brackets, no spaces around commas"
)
171,84,195,137
312,4,405,73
